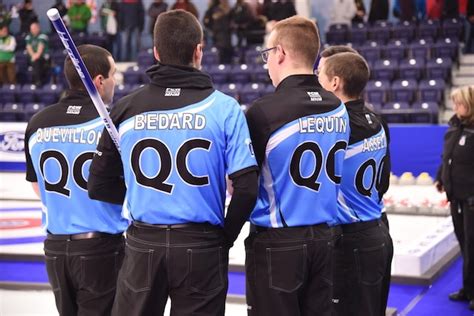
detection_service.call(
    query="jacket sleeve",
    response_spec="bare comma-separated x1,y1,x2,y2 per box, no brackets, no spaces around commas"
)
223,169,258,248
88,128,126,205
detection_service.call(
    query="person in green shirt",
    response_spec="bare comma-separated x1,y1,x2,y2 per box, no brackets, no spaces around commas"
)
0,25,16,85
67,0,92,34
26,22,49,86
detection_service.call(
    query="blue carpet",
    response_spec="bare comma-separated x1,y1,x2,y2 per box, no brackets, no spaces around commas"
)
1,257,472,315
405,258,473,316
0,261,48,283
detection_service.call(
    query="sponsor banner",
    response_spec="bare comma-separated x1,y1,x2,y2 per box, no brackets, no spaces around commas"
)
0,122,27,162
0,122,27,171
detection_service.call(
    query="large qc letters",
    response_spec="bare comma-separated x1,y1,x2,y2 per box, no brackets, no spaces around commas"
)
290,140,347,192
355,156,389,197
39,150,94,196
131,138,212,194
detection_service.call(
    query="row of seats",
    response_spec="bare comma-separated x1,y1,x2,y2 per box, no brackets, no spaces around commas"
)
365,79,446,104
0,100,440,124
14,32,108,52
326,18,464,45
0,84,63,105
377,101,439,124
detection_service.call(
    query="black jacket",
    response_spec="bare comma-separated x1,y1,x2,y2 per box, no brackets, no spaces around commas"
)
437,115,474,201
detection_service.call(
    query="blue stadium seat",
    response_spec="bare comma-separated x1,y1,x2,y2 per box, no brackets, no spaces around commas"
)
219,83,241,100
426,57,452,81
326,24,349,44
382,40,406,61
381,102,410,123
411,101,439,123
432,38,458,60
417,20,440,40
372,59,398,81
391,20,415,42
231,64,252,84
123,66,145,85
391,79,418,103
37,84,62,105
419,79,445,103
240,83,264,104
409,39,432,60
349,23,368,45
244,47,264,65
24,103,45,121
399,58,425,81
202,47,220,67
1,103,25,122
441,18,464,39
137,49,155,68
18,84,39,104
0,84,19,103
251,64,270,83
207,64,230,84
51,50,67,66
368,21,391,44
365,80,390,104
114,84,132,101
358,42,382,62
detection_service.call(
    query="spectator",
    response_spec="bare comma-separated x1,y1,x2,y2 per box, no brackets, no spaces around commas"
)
436,85,474,311
427,0,443,19
329,0,357,26
18,0,38,35
204,0,233,64
368,0,389,22
466,0,474,54
0,25,16,85
26,22,49,87
0,4,12,28
119,0,144,61
352,0,366,23
100,0,120,60
171,0,199,18
444,0,460,18
67,0,92,34
147,0,168,36
230,0,254,48
51,0,68,18
264,0,296,22
415,0,427,19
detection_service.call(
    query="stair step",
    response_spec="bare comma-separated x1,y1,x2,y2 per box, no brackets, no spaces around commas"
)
460,54,474,64
452,76,474,86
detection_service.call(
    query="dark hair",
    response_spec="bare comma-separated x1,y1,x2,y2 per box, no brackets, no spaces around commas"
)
154,10,203,66
272,16,320,68
320,45,358,58
64,44,112,90
324,52,370,98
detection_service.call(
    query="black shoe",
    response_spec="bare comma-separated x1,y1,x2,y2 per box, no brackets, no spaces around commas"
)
469,300,474,310
449,289,469,301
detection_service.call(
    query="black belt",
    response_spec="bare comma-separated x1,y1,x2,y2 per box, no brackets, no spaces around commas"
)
46,232,122,241
254,222,329,233
340,219,381,233
133,221,220,231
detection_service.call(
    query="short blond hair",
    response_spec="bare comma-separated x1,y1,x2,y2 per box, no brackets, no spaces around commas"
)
272,16,320,68
451,85,474,125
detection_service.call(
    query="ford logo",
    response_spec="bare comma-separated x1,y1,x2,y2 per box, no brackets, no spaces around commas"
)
0,131,25,153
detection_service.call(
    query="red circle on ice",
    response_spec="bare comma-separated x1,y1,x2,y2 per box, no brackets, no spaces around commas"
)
0,218,42,229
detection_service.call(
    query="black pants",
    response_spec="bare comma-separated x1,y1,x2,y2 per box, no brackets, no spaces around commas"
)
333,220,394,316
112,222,229,316
245,224,337,316
31,57,48,86
44,234,125,316
451,197,474,298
